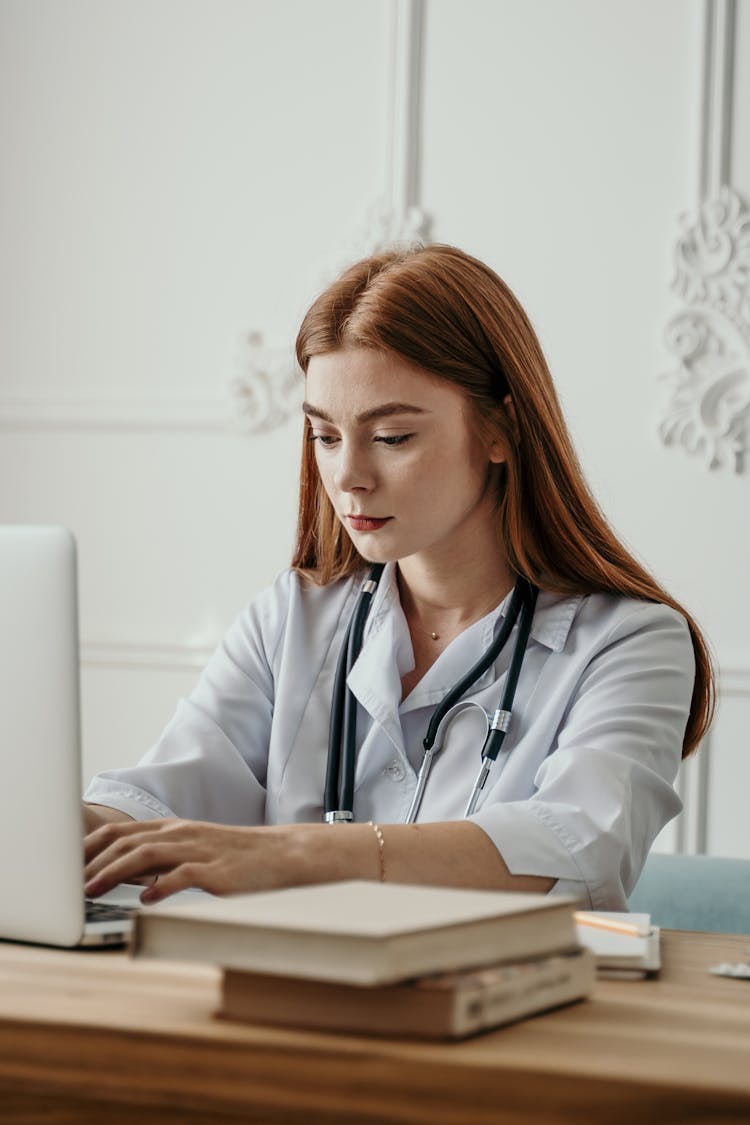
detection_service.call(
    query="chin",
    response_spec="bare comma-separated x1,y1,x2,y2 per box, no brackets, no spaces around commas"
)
355,547,398,565
347,536,401,567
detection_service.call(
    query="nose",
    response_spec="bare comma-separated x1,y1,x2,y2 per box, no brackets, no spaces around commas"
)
333,440,376,494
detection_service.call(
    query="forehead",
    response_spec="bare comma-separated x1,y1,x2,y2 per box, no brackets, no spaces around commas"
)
305,348,466,417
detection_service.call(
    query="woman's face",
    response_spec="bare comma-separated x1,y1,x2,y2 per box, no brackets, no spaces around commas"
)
304,348,505,569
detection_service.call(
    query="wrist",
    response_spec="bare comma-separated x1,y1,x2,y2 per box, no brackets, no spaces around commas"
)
287,822,384,885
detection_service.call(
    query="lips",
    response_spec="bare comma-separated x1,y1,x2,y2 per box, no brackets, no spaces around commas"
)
347,516,392,532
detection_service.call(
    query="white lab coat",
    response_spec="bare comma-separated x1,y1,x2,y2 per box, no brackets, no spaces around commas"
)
85,564,693,909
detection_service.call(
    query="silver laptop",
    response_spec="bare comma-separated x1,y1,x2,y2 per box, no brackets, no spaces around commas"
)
0,525,132,947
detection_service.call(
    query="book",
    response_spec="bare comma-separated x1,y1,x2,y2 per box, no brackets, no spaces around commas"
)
131,880,579,986
576,912,660,978
217,946,595,1039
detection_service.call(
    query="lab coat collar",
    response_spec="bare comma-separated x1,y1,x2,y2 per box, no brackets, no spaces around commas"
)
530,589,582,653
346,563,583,729
361,563,582,655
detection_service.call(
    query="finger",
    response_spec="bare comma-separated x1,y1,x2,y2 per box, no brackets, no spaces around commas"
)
139,863,207,904
85,840,192,898
85,821,194,883
85,828,154,879
84,818,172,864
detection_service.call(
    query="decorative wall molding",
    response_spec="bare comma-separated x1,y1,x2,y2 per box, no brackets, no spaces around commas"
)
720,663,750,697
1,2,429,439
0,395,234,432
82,635,750,692
232,0,430,432
675,659,750,854
324,0,431,278
658,0,750,473
359,0,430,253
0,341,301,436
675,733,712,854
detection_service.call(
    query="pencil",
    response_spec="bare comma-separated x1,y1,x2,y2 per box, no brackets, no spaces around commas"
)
574,911,651,938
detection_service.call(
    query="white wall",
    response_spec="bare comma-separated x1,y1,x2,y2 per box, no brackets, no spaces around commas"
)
1,0,748,854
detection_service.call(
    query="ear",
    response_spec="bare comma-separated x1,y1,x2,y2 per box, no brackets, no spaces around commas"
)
488,395,516,463
488,439,507,465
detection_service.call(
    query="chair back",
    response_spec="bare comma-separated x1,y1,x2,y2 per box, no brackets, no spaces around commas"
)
629,853,750,933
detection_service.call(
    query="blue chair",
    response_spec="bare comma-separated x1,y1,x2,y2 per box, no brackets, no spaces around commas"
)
629,852,750,933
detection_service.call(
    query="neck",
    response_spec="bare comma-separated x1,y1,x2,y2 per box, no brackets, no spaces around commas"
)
396,538,515,640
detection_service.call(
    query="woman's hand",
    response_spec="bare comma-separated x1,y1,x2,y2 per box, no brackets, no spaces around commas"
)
84,817,553,905
83,802,133,834
84,818,319,904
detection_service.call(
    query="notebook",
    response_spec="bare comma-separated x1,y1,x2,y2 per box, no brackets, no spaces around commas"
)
576,912,660,978
0,524,132,947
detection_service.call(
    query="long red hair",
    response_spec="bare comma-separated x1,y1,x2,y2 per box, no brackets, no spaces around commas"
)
292,244,713,757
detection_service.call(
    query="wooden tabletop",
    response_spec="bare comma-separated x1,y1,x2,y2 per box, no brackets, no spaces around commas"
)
0,929,749,1123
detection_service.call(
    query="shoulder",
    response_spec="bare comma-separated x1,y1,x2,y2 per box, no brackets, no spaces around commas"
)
254,567,360,616
552,591,694,681
242,568,360,654
533,589,692,665
577,592,690,643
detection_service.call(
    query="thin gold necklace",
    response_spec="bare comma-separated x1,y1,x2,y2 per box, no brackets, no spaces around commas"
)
409,594,507,643
405,615,444,642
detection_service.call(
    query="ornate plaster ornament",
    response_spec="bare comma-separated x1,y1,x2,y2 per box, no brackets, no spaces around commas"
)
659,187,750,472
229,332,301,435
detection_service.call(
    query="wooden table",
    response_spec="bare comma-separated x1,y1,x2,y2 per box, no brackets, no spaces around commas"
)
0,930,749,1123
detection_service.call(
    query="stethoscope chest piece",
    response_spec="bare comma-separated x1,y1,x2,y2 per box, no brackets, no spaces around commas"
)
404,700,491,823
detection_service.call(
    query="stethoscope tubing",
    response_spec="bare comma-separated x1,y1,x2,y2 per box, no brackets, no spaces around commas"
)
324,564,384,821
421,579,530,754
324,566,537,824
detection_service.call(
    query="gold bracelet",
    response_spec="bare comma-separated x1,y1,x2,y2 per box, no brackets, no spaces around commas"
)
368,821,386,882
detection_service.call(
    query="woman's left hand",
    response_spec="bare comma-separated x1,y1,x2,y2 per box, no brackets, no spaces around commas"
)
84,818,317,904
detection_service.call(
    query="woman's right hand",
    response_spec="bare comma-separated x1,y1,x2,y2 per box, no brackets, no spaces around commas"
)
83,802,133,835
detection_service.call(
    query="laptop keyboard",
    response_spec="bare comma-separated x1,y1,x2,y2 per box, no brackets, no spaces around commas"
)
85,899,133,923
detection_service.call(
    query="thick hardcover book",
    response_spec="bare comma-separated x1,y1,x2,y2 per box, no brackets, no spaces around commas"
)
218,947,595,1039
131,880,579,986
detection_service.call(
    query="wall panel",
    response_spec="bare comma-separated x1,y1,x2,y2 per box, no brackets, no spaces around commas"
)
0,0,747,853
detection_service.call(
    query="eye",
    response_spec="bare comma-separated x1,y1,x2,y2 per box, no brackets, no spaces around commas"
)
374,434,415,447
308,433,339,447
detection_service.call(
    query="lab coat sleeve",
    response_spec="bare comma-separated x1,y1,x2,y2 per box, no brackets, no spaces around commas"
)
468,601,694,910
83,573,290,824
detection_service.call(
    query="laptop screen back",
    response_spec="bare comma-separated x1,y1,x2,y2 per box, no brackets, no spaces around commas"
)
0,525,86,945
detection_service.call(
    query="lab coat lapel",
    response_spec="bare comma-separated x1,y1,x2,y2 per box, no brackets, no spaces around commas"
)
345,568,412,755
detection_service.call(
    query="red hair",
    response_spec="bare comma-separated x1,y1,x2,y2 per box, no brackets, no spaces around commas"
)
292,244,714,757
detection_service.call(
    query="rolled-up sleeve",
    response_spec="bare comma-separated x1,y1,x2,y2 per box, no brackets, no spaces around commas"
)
469,602,694,909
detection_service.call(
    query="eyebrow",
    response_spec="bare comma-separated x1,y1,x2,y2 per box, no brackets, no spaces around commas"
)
302,401,431,424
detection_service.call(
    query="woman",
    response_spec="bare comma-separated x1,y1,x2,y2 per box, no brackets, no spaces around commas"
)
84,244,713,910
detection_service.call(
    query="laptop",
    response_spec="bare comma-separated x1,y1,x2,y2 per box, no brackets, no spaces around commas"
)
0,525,132,947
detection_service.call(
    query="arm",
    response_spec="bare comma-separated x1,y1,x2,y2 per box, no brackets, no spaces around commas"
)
468,599,694,909
83,803,133,834
84,818,554,903
82,577,286,826
84,595,692,906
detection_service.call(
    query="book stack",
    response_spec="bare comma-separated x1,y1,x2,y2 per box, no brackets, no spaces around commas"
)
131,881,594,1039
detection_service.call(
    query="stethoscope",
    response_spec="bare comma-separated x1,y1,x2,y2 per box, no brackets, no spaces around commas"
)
323,565,538,824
